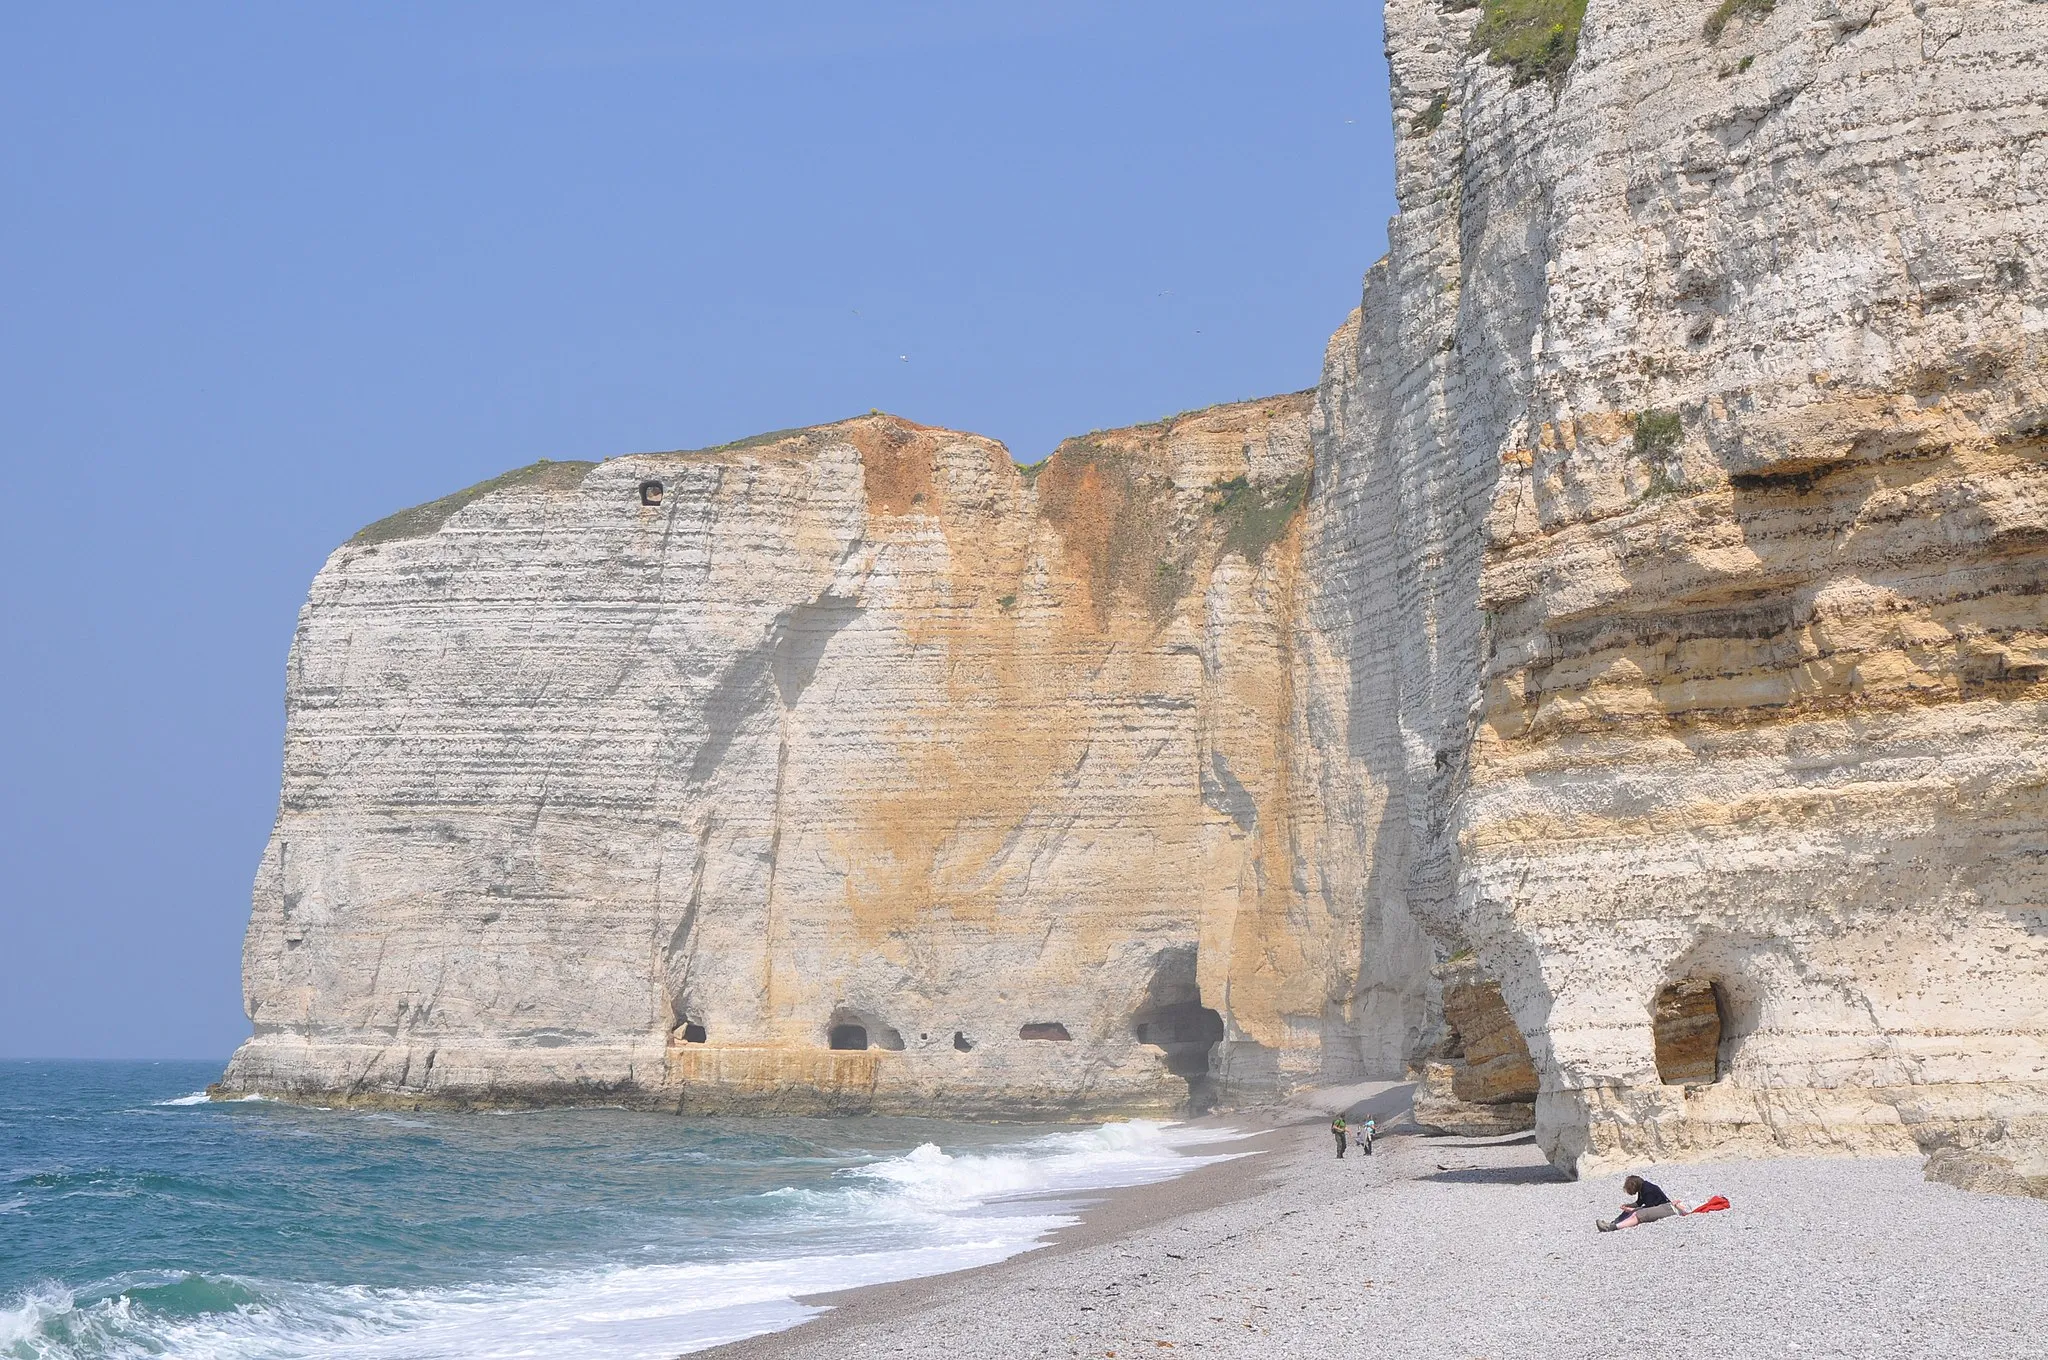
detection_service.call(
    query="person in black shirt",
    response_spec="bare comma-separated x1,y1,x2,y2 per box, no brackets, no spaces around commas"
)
1597,1174,1680,1231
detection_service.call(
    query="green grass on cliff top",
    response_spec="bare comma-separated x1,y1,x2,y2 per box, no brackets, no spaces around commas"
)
349,397,1316,548
351,459,598,546
1470,0,1588,87
346,425,838,547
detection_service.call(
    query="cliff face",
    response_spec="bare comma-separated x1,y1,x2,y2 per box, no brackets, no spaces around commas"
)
224,398,1434,1116
1303,0,2048,1172
229,0,2045,1175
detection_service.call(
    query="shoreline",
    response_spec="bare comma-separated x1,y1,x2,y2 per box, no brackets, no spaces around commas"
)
699,1081,1414,1359
696,1083,2048,1359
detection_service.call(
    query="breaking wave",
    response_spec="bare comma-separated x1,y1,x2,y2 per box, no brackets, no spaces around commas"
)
3,1095,1246,1360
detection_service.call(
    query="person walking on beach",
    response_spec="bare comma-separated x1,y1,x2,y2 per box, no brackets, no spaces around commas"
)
1355,1116,1375,1156
1331,1113,1348,1158
1597,1175,1679,1231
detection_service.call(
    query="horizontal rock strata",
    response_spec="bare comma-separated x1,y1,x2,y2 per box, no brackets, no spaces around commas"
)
222,399,1434,1116
1304,0,2048,1173
228,0,2046,1176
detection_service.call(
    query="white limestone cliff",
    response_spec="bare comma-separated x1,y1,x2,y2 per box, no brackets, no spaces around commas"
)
1301,0,2048,1174
226,0,2047,1179
223,401,1435,1116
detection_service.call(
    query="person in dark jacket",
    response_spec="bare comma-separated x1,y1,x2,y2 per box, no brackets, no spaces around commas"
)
1597,1175,1680,1231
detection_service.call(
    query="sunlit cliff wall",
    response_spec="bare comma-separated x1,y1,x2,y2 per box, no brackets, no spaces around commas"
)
222,399,1435,1115
228,0,2046,1176
1304,0,2048,1173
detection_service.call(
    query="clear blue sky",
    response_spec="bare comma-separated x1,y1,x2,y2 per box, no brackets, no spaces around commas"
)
0,2,1395,1060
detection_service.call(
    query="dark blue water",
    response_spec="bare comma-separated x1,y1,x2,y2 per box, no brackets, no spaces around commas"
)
1,1062,1226,1358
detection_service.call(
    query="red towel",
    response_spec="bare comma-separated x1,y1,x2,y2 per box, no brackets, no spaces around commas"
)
1689,1195,1731,1214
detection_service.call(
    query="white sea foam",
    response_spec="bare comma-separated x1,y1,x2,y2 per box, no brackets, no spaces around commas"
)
2,1120,1251,1360
154,1092,275,1107
849,1117,1246,1208
0,1284,74,1351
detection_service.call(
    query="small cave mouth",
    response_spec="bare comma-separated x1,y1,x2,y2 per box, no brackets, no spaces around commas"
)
677,1021,707,1045
953,1030,974,1052
1133,945,1225,1112
1019,1022,1072,1042
1653,978,1726,1085
640,480,664,507
828,1007,903,1052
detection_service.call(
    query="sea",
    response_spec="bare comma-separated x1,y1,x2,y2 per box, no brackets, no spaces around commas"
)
1,1061,1240,1359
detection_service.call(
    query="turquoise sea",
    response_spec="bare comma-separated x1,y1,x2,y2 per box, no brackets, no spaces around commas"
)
2,1062,1232,1358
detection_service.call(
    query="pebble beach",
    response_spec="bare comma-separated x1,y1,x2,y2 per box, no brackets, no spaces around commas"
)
706,1084,2048,1360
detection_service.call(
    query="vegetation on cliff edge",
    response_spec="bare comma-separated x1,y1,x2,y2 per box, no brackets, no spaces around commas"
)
1209,472,1310,562
1704,0,1775,43
352,459,598,547
1411,92,1451,137
1034,441,1193,626
1465,0,1589,88
1633,409,1687,499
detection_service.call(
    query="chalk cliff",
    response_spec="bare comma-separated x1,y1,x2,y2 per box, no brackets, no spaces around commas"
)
227,0,2047,1176
1301,0,2048,1173
223,399,1433,1116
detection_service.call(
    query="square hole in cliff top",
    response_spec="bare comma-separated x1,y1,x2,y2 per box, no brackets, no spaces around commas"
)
679,1021,706,1045
639,479,663,506
1019,1022,1071,1042
828,1023,869,1051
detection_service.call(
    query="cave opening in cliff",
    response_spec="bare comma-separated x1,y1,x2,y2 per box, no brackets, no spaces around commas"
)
639,479,663,506
1019,1022,1071,1041
1653,979,1726,1085
1133,945,1226,1112
679,1021,707,1044
953,1031,974,1051
827,1008,903,1052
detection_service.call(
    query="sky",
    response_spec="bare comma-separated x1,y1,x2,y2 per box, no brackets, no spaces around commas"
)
0,2,1397,1060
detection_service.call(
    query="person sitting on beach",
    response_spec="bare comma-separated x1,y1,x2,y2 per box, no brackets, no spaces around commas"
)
1331,1113,1348,1158
1597,1175,1680,1232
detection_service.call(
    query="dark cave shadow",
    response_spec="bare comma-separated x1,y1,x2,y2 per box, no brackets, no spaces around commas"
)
1432,1132,1538,1148
1423,1163,1571,1186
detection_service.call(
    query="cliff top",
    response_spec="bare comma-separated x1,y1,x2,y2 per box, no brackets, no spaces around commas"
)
348,391,1316,549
